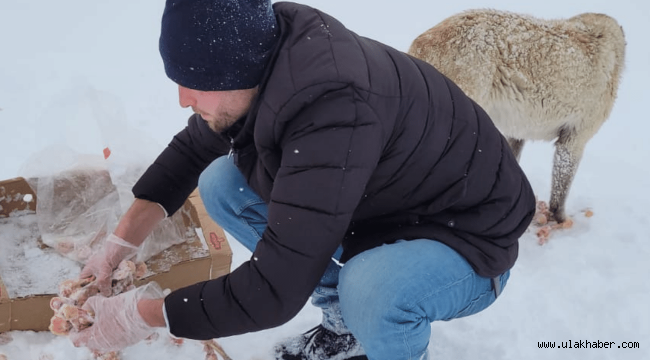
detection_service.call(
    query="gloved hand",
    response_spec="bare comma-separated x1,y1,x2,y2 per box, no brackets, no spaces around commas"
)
69,282,165,352
80,233,139,296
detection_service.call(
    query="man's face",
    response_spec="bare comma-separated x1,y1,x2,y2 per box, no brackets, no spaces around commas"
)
178,85,258,133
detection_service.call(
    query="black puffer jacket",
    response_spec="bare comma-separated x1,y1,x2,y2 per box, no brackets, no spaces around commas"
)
133,2,535,340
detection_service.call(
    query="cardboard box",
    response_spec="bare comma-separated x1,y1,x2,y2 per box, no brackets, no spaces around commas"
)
0,176,232,333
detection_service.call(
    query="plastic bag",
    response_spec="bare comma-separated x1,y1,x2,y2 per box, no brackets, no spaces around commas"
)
21,147,191,264
20,85,192,264
31,165,121,262
100,158,192,264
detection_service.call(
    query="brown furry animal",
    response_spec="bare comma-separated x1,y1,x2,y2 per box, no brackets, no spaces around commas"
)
408,9,626,224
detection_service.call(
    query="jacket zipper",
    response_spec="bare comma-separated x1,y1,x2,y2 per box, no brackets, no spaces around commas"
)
228,137,235,159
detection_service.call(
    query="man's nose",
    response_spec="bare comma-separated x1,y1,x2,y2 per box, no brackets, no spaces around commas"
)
178,85,195,108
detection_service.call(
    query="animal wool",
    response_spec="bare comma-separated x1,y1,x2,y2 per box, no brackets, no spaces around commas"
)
408,9,626,224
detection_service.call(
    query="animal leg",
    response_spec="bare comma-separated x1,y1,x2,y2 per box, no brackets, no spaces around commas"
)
507,137,526,161
550,128,586,224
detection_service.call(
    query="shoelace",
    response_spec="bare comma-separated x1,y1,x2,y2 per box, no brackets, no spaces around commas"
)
304,325,325,354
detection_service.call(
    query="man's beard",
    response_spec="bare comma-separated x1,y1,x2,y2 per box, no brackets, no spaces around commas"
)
198,111,240,133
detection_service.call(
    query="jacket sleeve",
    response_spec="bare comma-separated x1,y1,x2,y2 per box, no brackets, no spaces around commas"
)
132,114,231,215
164,86,384,339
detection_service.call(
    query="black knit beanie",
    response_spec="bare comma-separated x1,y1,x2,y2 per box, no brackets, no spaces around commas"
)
159,0,279,91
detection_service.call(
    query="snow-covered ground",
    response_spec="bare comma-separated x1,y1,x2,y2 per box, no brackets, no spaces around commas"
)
1,0,648,359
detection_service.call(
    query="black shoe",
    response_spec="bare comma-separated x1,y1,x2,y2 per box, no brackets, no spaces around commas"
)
273,325,367,360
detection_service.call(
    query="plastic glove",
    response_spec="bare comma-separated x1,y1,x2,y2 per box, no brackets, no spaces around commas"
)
79,233,139,296
69,282,165,352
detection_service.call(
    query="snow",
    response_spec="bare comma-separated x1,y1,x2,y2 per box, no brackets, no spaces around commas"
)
1,0,649,359
0,214,80,298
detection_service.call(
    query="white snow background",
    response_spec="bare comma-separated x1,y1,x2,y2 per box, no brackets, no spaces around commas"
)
0,0,648,359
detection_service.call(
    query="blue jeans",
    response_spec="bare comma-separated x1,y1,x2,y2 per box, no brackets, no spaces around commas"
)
198,156,509,360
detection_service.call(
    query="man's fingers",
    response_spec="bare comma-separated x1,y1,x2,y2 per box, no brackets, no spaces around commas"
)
97,278,112,296
68,327,90,348
95,268,113,296
79,267,93,280
81,295,102,313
